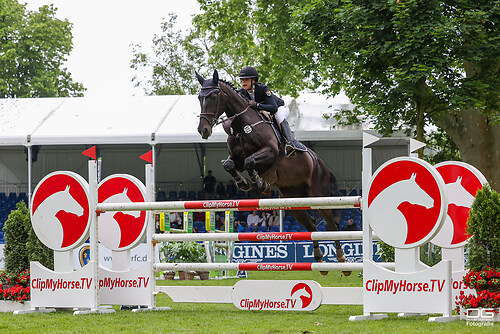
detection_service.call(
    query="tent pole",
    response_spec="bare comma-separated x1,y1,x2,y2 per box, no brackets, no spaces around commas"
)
151,144,156,200
27,145,32,208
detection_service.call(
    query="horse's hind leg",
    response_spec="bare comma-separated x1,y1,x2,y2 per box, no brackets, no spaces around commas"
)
222,158,251,191
319,208,351,276
287,210,326,271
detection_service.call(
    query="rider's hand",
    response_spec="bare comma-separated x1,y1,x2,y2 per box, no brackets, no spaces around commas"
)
249,100,258,109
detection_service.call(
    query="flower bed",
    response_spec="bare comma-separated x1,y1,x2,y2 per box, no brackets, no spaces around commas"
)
463,267,500,292
0,269,30,303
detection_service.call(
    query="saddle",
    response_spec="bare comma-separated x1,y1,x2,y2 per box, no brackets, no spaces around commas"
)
265,113,307,154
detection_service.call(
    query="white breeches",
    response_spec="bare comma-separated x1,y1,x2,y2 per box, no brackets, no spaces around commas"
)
275,105,289,123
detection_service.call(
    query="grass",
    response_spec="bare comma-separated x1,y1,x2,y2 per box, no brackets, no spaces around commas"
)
0,271,498,333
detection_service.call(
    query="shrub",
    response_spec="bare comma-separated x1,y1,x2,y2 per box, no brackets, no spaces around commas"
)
465,185,500,271
3,202,30,276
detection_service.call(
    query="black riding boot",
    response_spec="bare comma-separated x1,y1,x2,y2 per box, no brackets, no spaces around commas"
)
280,119,296,157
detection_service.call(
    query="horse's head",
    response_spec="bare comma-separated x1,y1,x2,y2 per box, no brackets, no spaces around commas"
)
196,70,226,139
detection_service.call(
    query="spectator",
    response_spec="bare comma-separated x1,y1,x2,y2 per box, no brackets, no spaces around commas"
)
342,218,358,231
234,219,245,232
215,213,225,231
216,182,226,199
168,212,182,230
203,170,217,197
259,212,269,231
226,180,237,199
268,210,279,229
246,210,260,232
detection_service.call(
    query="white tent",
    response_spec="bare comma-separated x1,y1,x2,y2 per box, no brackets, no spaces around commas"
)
0,93,409,201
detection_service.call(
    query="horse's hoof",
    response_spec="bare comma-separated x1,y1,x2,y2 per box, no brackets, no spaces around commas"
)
342,271,352,277
320,260,328,276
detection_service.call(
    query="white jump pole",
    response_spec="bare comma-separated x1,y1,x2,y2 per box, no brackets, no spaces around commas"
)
153,231,378,242
96,196,362,213
154,262,395,272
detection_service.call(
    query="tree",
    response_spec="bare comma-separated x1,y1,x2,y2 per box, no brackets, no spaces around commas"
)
0,0,84,97
130,13,207,95
191,0,500,191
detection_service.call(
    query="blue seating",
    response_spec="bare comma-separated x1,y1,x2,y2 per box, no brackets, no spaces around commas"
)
178,191,187,200
339,189,347,196
188,191,197,200
197,190,205,199
167,191,178,201
269,226,280,232
258,225,268,232
156,191,166,201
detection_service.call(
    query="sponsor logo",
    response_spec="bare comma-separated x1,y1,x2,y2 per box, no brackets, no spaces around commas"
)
255,233,294,241
256,264,294,271
99,276,150,290
202,200,241,209
365,279,446,294
238,282,315,310
32,277,93,291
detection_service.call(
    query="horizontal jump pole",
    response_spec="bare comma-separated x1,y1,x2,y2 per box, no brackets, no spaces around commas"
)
154,262,395,272
96,196,362,213
153,231,378,242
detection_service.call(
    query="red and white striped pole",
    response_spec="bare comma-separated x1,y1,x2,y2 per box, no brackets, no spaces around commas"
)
152,231,377,242
96,196,361,213
154,262,394,272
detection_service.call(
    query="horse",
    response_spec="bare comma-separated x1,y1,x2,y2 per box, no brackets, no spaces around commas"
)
195,70,349,274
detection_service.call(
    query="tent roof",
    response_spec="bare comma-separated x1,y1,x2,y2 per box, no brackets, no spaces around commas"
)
0,93,377,147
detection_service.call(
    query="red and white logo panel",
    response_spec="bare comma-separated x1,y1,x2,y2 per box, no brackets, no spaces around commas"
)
31,172,91,251
232,280,322,311
431,161,488,248
367,157,447,248
98,174,147,251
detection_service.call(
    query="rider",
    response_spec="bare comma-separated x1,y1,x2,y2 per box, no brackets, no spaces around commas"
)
238,66,303,157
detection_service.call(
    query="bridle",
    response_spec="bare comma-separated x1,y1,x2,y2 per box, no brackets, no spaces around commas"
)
199,85,224,127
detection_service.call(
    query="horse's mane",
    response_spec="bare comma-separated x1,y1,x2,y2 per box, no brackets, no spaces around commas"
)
219,79,248,103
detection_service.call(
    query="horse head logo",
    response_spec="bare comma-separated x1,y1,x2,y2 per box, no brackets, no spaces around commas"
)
368,173,436,247
98,185,146,250
32,185,86,249
433,176,476,246
290,283,313,309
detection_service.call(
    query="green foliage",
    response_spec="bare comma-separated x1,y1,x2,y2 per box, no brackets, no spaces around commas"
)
2,201,53,277
160,241,207,263
424,128,461,165
27,222,54,270
3,201,30,276
466,185,500,271
376,241,394,263
0,0,85,97
377,241,441,266
188,0,500,190
130,13,206,95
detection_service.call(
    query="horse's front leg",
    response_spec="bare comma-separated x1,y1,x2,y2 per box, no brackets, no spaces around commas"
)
222,158,252,191
244,147,275,196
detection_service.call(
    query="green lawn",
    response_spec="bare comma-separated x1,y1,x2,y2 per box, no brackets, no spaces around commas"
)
0,271,498,333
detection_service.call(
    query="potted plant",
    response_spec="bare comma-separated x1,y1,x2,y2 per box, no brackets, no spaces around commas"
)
159,241,207,280
456,185,500,320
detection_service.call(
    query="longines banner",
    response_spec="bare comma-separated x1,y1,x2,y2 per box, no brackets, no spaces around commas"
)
232,241,382,263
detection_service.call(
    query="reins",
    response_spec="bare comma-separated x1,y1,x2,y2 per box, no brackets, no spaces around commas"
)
199,83,273,136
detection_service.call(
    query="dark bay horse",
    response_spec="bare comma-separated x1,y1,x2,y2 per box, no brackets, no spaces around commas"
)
196,70,349,275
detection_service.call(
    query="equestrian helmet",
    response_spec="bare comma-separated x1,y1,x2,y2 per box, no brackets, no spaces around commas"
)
239,66,259,81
